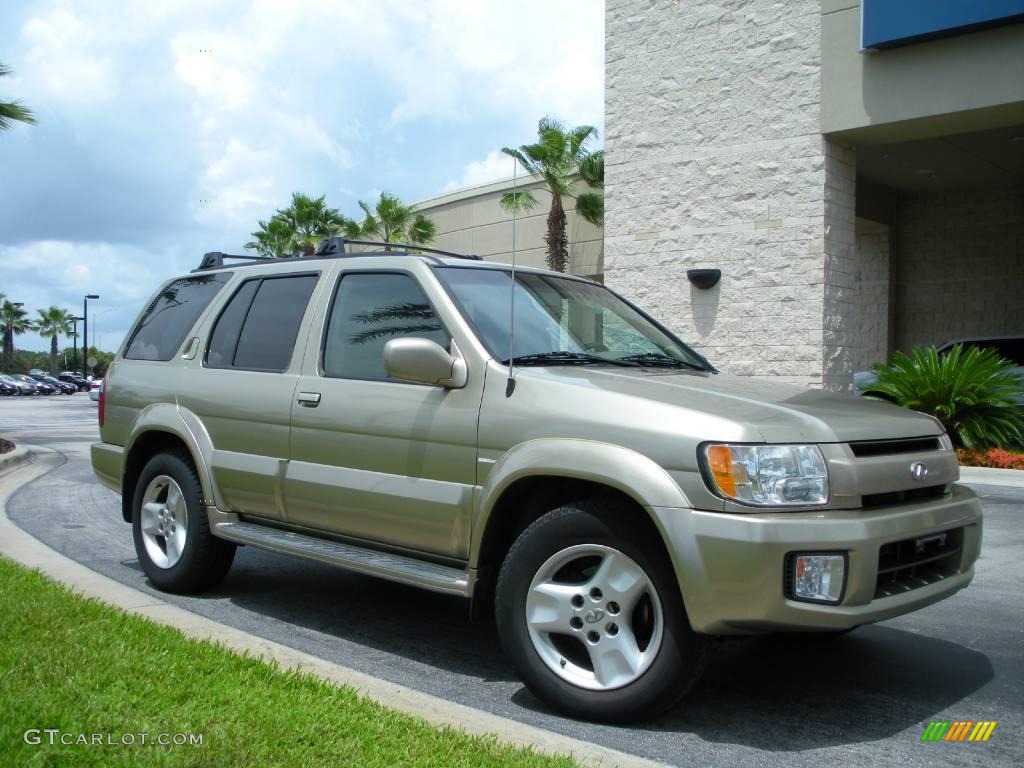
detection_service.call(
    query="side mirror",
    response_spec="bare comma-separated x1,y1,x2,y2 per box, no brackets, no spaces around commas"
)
383,338,467,388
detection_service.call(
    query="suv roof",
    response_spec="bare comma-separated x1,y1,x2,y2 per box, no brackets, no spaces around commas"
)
193,237,483,273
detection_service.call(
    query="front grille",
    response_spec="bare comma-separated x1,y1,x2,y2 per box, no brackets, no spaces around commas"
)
849,437,942,457
874,527,963,599
862,484,947,508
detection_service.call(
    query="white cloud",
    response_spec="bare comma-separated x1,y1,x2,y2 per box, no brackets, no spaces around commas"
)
21,9,115,103
443,149,513,192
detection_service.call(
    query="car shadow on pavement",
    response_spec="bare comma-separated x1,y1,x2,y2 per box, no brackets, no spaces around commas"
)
515,625,994,748
178,548,995,751
201,548,520,684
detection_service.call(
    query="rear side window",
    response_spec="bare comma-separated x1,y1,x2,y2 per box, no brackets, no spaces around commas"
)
125,273,233,361
206,274,319,372
323,273,449,380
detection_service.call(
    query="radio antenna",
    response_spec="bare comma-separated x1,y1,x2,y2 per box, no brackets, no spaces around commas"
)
505,156,518,398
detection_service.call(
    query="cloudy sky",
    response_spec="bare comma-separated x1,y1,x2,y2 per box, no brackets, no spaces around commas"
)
0,0,603,354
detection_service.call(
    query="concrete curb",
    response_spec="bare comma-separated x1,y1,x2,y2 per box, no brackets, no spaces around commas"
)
959,467,1024,489
0,443,34,476
0,447,664,768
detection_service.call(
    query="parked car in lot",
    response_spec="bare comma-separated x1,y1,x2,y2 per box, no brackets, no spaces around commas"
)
1,374,36,395
40,375,76,394
11,374,43,394
58,372,91,392
0,378,17,396
92,239,983,722
89,379,102,402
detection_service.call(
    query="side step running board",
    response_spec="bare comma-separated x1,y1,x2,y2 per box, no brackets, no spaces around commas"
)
213,521,471,597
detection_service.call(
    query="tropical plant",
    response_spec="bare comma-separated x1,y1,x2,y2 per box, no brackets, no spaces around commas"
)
862,345,1024,449
342,192,437,249
245,216,296,258
0,62,36,131
33,306,75,374
1,298,31,371
272,193,348,255
499,116,604,272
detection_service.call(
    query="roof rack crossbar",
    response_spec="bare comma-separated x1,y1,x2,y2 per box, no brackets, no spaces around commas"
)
314,237,481,261
194,252,276,271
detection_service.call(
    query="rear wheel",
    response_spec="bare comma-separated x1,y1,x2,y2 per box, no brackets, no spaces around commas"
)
132,450,235,593
495,500,713,722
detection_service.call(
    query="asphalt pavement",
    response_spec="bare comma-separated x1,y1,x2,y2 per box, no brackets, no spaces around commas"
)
2,395,1022,767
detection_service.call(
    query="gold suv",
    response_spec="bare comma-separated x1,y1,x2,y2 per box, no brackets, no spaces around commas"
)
92,238,982,721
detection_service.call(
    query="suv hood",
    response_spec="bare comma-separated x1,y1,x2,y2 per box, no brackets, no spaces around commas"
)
525,367,943,444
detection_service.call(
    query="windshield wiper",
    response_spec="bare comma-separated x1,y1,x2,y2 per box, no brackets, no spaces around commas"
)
505,351,640,367
616,353,706,370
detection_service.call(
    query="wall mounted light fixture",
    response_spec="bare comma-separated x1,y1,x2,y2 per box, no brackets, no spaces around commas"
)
687,269,721,289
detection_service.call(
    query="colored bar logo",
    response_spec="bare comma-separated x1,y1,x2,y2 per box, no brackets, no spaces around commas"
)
921,721,997,742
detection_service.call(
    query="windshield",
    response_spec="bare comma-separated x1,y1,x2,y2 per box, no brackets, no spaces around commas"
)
436,267,710,369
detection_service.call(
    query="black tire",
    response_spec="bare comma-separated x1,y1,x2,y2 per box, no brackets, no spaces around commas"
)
495,499,714,722
132,450,235,593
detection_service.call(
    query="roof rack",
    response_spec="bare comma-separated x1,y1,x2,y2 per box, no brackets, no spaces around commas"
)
192,239,481,272
194,252,276,271
313,237,481,261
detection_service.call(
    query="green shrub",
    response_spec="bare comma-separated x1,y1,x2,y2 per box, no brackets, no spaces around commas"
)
862,345,1024,450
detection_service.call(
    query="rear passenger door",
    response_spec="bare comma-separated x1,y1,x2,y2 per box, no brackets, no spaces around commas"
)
177,272,321,522
285,269,481,559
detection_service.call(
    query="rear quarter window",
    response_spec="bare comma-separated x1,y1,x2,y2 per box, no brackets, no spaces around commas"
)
124,273,233,361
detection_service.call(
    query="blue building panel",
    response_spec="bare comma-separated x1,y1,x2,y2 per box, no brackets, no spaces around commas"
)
861,0,1024,50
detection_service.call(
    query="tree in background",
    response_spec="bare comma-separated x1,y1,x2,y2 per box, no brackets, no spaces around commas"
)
342,192,437,249
33,306,74,374
0,62,36,132
1,298,31,371
500,116,604,273
273,193,347,255
245,216,296,258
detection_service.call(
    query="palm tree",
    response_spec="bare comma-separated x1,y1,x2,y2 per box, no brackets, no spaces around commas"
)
273,193,348,255
1,299,31,370
343,192,437,250
34,306,75,374
0,62,36,131
245,216,296,258
499,116,604,272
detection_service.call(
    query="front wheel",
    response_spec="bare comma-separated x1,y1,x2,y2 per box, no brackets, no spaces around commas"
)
132,450,235,593
495,500,713,722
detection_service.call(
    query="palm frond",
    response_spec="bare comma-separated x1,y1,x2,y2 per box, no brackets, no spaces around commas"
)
863,344,1024,449
575,192,604,226
499,190,539,213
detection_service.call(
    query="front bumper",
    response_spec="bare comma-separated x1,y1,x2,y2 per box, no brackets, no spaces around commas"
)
653,484,983,635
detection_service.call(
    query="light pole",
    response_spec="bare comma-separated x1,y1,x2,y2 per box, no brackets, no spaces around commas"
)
2,301,24,371
70,316,85,372
83,294,99,378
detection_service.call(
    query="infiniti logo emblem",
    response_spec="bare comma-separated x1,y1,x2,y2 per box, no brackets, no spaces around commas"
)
910,462,928,481
583,609,605,624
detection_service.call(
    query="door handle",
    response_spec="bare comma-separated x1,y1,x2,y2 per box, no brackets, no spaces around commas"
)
296,391,321,407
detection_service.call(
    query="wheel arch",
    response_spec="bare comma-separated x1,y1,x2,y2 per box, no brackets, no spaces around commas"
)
470,439,691,617
121,404,216,522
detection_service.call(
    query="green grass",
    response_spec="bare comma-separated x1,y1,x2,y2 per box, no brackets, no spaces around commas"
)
0,557,576,768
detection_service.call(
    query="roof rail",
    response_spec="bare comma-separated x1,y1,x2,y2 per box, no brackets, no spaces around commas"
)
314,237,481,261
194,252,277,271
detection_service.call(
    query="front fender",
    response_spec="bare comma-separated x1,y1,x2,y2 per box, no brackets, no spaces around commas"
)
470,438,691,570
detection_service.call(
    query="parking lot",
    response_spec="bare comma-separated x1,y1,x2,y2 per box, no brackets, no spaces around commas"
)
2,395,1022,767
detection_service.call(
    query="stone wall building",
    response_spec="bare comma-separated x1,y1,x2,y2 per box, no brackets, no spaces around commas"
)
604,0,1024,388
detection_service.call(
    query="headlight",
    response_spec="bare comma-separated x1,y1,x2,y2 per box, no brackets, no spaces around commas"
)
702,444,829,506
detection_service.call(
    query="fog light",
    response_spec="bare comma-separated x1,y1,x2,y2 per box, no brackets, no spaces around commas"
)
790,554,846,603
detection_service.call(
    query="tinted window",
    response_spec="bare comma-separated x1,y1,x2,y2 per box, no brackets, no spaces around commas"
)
125,273,233,361
323,273,449,380
206,280,260,368
222,275,319,371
